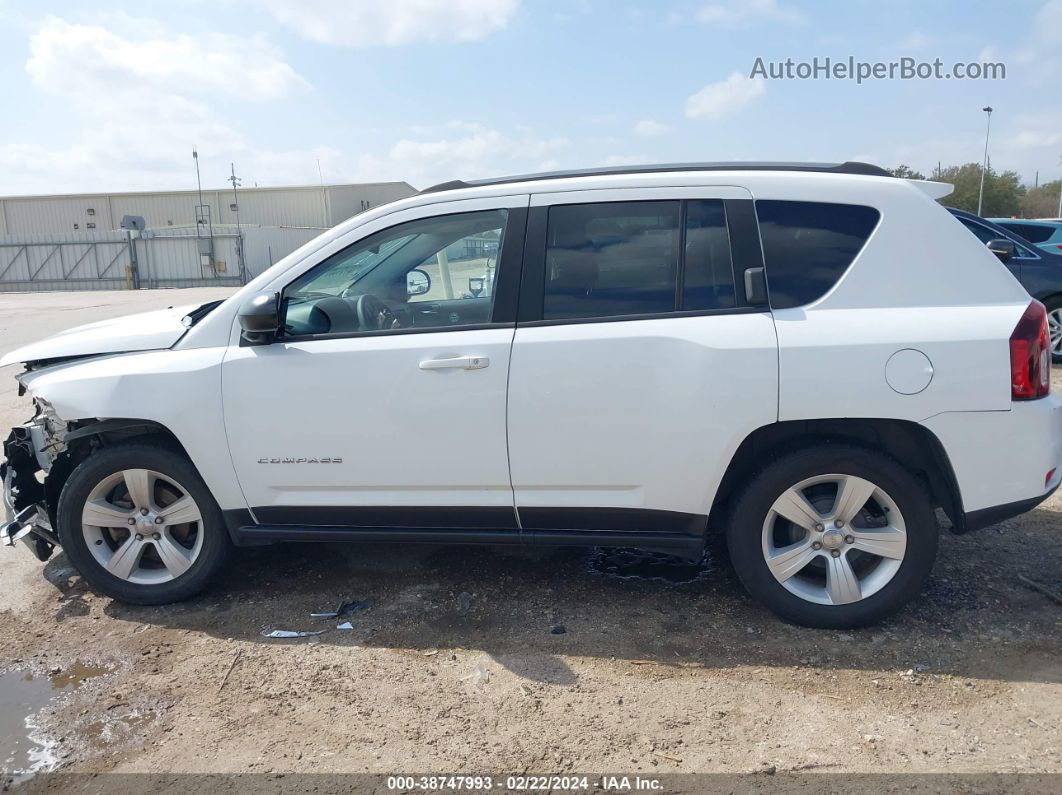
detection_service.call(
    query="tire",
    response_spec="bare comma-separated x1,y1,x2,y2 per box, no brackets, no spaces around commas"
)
1043,297,1062,364
57,441,231,605
726,444,938,629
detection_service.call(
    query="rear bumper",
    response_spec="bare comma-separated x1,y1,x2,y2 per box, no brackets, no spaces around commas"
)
964,481,1060,532
923,395,1062,530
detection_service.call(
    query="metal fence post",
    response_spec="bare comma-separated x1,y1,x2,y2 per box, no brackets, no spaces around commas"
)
126,230,141,289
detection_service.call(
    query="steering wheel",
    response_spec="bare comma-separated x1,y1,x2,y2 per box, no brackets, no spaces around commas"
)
355,293,399,331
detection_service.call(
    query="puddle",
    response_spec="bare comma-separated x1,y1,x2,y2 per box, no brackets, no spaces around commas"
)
0,662,110,784
584,547,713,585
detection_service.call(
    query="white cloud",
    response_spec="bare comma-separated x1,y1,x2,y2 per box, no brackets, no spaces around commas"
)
695,0,805,27
27,16,308,102
1,15,321,194
355,122,568,186
260,0,520,46
633,119,671,137
898,31,933,52
684,72,765,119
1014,1,1062,78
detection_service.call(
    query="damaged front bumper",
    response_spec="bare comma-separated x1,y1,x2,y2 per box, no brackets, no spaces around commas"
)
1,402,65,561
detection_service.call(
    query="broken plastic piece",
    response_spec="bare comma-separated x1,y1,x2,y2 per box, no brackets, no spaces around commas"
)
336,622,353,630
260,628,328,639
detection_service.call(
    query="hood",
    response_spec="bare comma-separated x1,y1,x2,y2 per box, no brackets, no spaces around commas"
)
0,303,203,368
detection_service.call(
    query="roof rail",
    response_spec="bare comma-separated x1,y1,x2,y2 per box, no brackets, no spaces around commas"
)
419,161,891,194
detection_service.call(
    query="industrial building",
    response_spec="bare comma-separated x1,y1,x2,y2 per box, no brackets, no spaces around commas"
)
0,181,417,292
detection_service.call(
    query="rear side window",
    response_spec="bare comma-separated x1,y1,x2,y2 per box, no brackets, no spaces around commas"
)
543,201,681,319
999,222,1054,244
756,200,880,309
684,200,736,311
541,200,738,320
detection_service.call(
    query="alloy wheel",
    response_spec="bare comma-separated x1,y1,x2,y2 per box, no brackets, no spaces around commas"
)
1048,308,1062,354
761,474,907,606
81,469,204,585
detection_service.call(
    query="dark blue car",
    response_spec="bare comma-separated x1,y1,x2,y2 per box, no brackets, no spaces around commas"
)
948,207,1062,362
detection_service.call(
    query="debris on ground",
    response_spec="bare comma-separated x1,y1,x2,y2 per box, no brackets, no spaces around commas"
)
550,625,567,634
1017,574,1062,605
455,592,473,614
336,622,353,631
217,650,241,694
460,662,490,684
260,629,329,639
310,599,373,619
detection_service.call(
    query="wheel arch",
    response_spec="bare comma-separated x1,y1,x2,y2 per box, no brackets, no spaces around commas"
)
708,418,965,535
44,418,193,526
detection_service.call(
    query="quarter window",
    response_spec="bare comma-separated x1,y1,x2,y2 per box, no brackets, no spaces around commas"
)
756,200,880,309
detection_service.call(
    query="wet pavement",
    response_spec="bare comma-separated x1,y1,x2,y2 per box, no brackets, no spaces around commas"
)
0,663,109,784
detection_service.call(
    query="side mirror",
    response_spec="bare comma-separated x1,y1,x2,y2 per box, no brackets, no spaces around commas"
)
238,291,280,346
987,238,1016,263
406,268,431,297
468,277,485,297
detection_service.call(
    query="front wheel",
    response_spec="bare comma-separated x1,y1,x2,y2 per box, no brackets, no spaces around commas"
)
726,444,938,628
57,442,231,605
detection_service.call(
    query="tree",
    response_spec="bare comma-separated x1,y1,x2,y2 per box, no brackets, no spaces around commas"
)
887,164,926,180
1020,180,1062,219
934,163,1025,216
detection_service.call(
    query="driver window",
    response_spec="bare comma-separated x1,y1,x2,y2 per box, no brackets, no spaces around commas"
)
282,209,508,337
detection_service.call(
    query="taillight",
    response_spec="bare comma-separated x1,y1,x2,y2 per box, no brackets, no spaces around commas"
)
1010,301,1051,400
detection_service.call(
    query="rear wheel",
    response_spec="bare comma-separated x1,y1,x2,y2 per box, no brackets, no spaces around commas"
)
727,444,938,628
57,442,231,604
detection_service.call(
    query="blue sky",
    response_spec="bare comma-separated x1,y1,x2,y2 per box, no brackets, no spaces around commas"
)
1,0,1060,195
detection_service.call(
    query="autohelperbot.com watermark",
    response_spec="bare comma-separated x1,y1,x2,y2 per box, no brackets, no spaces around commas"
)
750,56,1006,83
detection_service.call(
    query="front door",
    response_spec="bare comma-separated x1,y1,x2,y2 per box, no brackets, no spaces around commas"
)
222,196,528,529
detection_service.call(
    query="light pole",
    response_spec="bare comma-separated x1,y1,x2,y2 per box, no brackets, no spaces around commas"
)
977,106,993,216
1057,155,1061,218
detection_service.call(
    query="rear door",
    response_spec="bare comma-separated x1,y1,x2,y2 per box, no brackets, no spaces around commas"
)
506,187,778,534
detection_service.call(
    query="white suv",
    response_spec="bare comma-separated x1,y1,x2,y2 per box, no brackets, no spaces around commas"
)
3,162,1060,628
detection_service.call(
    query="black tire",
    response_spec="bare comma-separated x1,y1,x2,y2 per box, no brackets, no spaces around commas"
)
57,441,231,605
726,444,938,629
1043,297,1062,364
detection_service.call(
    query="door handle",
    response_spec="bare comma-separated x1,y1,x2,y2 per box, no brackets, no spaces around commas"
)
419,356,489,371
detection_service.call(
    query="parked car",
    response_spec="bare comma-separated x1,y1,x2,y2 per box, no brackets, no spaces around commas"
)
988,217,1062,254
948,208,1062,362
3,162,1060,629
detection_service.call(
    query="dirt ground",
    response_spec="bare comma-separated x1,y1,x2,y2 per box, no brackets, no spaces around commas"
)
0,290,1060,791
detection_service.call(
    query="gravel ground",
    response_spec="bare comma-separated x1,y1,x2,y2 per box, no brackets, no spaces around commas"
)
0,290,1059,790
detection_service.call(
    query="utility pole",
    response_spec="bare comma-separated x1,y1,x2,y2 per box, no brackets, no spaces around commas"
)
977,106,993,216
1057,156,1062,218
228,162,247,284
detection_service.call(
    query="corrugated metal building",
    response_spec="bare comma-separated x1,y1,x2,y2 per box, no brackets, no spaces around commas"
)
0,181,418,292
0,181,416,236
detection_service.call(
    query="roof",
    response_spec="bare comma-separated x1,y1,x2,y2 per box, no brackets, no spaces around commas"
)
420,161,891,194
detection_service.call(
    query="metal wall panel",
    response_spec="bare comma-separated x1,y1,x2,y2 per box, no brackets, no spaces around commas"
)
0,182,415,236
241,226,327,277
